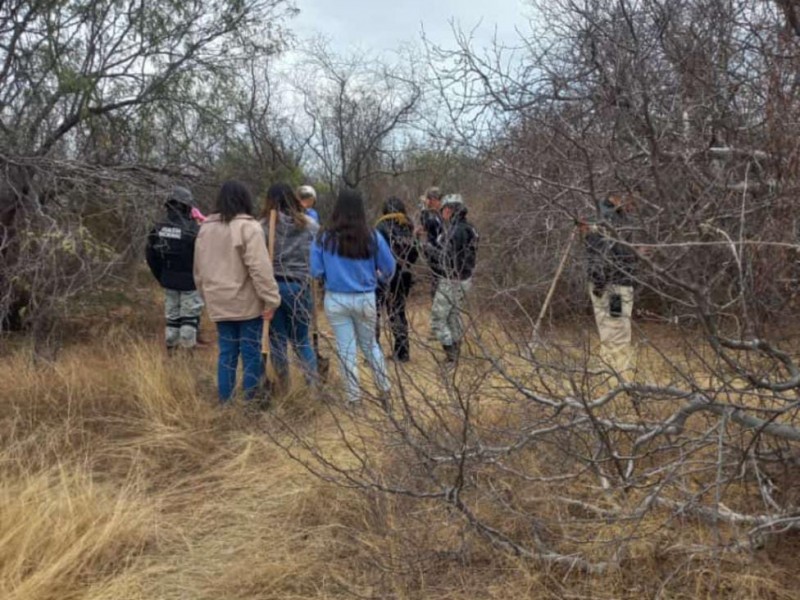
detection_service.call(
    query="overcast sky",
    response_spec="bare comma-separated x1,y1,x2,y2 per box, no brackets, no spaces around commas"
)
290,0,530,55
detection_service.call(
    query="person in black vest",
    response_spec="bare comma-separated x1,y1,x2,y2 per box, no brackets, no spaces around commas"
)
584,194,637,372
375,197,419,362
416,186,445,297
415,187,445,341
146,186,204,352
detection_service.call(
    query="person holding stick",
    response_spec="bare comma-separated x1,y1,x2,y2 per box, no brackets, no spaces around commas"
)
260,183,320,393
583,194,637,373
194,180,280,403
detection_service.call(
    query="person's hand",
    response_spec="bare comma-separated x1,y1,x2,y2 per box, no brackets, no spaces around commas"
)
414,225,425,239
263,308,275,321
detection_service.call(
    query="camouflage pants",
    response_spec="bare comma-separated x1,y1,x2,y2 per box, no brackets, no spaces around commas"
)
431,279,472,346
588,284,634,372
165,289,204,349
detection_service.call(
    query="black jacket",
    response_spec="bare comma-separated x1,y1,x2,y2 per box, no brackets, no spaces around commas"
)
377,212,418,292
145,206,199,291
585,226,636,288
419,208,444,273
437,208,478,281
377,213,419,272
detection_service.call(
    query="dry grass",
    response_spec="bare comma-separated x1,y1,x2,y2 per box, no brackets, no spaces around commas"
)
1,288,800,599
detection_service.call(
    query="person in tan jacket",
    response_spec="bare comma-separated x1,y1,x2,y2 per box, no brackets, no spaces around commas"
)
194,180,281,403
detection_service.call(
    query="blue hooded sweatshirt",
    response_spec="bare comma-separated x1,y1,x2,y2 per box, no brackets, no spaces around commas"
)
310,232,396,293
305,207,320,224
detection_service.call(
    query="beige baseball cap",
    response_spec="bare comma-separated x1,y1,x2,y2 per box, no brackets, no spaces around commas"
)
297,185,317,200
425,186,442,201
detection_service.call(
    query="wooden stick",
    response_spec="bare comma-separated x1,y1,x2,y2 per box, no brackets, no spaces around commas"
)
262,209,277,357
310,278,320,351
531,227,576,346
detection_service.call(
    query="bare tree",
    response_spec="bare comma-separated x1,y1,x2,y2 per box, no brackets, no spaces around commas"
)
0,0,296,343
266,0,800,587
294,42,421,191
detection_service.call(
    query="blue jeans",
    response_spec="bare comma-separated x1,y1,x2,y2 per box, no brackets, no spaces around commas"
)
216,317,263,403
269,280,318,387
324,291,390,403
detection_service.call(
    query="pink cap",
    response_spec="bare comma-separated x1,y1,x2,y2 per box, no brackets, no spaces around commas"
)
190,207,207,223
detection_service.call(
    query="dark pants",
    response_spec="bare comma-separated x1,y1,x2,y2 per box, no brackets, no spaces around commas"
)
376,271,413,360
216,317,263,403
269,280,318,389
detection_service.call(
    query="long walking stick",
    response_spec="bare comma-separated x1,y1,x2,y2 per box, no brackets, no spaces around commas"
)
261,209,278,400
310,281,330,381
528,227,577,353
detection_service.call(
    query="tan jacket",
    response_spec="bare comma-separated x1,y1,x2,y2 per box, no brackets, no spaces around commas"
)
194,214,281,322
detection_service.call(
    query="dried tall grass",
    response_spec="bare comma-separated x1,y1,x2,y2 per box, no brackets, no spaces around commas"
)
1,304,799,599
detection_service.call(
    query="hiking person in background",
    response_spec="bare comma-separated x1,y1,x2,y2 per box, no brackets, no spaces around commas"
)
415,186,445,298
310,188,396,405
194,180,281,403
376,197,419,363
297,185,320,224
583,194,637,373
146,186,204,354
298,184,326,364
261,183,320,393
429,194,479,367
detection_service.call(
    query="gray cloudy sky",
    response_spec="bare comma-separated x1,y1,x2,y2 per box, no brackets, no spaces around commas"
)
290,0,529,53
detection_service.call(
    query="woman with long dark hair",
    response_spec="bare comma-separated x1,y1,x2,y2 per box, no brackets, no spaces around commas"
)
261,182,319,392
310,188,396,405
194,180,281,403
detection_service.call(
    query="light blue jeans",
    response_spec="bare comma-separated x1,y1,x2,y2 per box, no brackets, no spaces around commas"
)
324,291,390,403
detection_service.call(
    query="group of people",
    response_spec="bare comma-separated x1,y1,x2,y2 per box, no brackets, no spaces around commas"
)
146,182,480,404
145,176,638,404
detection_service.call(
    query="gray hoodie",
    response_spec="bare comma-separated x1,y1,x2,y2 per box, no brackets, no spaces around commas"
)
262,212,319,280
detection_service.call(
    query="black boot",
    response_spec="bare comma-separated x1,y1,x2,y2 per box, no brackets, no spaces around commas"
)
442,344,459,366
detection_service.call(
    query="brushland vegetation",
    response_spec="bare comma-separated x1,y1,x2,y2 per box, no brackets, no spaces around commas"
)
5,0,800,597
1,274,800,600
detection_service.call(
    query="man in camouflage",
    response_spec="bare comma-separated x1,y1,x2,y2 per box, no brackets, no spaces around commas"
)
146,186,204,352
584,194,637,372
427,194,479,366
